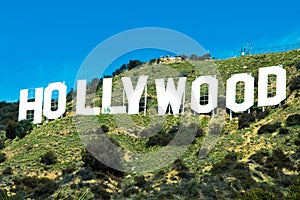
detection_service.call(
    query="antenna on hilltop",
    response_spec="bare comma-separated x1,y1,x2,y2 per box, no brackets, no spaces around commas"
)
240,41,253,56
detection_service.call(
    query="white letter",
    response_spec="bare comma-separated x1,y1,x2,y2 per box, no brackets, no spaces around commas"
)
43,82,67,119
18,88,43,124
122,76,148,114
191,76,218,114
102,78,126,114
76,80,100,115
226,73,254,112
155,77,186,115
258,66,286,107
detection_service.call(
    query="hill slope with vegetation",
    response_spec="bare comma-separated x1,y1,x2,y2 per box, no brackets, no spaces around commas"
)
1,50,300,199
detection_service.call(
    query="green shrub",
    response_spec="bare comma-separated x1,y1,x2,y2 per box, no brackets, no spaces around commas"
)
13,176,58,199
62,164,76,175
296,60,300,70
133,175,146,187
90,184,111,199
5,122,17,140
146,129,174,147
256,110,269,120
76,167,95,181
40,151,57,165
250,150,270,165
257,123,277,134
173,158,188,171
236,188,276,200
289,76,300,92
81,145,124,177
265,149,291,170
96,125,109,134
0,138,4,149
149,58,158,64
5,120,33,139
238,113,256,129
0,189,14,200
211,152,238,174
279,128,290,135
16,120,33,138
2,167,13,175
0,153,6,163
192,127,203,144
273,121,282,128
286,114,300,126
286,176,300,200
139,123,163,138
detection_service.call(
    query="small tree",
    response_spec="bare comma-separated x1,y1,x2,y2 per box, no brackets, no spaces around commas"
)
5,120,33,139
289,76,300,92
0,153,6,163
5,122,17,140
190,54,198,60
15,120,33,138
0,138,4,149
296,60,300,70
40,151,57,165
127,60,143,70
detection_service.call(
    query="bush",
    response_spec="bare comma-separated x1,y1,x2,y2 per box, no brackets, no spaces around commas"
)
211,152,238,174
133,175,147,187
265,149,291,170
149,58,158,64
62,164,76,175
100,125,109,133
0,138,4,149
0,189,12,199
40,151,57,165
278,128,290,135
15,120,33,138
295,139,300,146
5,122,17,139
95,125,109,134
238,113,256,129
145,124,194,147
286,176,300,200
273,121,282,128
256,110,269,120
173,158,188,171
2,167,13,175
13,176,58,199
286,114,300,126
146,129,174,147
5,120,33,139
296,60,300,70
257,123,277,134
236,188,276,200
76,167,95,181
81,145,124,177
192,127,203,144
0,153,6,163
195,128,203,137
139,123,163,138
127,60,143,70
250,150,270,165
289,76,300,92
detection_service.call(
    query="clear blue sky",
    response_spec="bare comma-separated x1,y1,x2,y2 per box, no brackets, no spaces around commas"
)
1,0,300,102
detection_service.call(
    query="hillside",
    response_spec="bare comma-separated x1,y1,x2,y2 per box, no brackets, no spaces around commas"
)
1,50,300,199
0,102,18,130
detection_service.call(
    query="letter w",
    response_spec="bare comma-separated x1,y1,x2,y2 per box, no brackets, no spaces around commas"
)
155,77,186,115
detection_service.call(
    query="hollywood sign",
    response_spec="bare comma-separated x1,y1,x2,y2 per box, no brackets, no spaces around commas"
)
18,66,286,124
